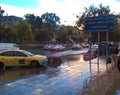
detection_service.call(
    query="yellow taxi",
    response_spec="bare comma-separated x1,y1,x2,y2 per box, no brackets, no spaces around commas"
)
0,50,47,69
72,44,82,50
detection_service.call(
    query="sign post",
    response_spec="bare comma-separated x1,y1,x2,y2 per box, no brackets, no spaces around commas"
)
84,15,114,71
97,32,100,73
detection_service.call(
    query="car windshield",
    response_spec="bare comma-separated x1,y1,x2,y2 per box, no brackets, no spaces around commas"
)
91,45,98,49
23,50,34,56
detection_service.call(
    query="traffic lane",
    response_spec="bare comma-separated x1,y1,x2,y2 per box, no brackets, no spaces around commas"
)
0,54,110,95
0,53,84,81
0,66,47,81
0,58,91,95
0,52,107,82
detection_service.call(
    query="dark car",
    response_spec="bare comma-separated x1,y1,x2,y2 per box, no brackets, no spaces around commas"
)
117,46,120,72
99,41,107,55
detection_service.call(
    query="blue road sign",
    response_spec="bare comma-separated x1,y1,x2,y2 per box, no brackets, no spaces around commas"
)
84,15,114,32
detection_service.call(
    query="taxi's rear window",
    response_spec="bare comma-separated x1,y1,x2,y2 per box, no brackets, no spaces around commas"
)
23,50,34,56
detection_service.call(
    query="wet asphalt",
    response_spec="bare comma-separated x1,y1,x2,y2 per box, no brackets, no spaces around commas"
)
0,49,113,95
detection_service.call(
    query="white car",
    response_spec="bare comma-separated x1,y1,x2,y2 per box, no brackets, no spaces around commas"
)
43,44,65,50
0,43,20,51
43,44,51,50
89,44,98,51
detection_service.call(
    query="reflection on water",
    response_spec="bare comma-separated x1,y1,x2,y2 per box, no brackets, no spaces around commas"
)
0,51,110,95
0,66,46,81
62,54,84,62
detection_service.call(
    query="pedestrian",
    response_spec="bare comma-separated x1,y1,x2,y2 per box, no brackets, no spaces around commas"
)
109,42,119,68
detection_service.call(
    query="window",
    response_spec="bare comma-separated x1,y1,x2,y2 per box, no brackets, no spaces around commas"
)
13,51,26,56
23,50,34,56
1,51,13,56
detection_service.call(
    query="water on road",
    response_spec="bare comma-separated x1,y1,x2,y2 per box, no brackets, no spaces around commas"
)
0,50,111,95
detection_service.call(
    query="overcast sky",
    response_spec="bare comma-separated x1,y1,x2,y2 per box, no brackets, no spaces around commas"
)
0,0,120,25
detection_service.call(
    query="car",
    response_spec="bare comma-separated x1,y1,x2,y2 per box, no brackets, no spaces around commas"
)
83,44,98,61
83,50,97,61
54,44,65,50
43,44,65,51
0,43,20,51
0,50,48,70
89,44,98,54
99,41,107,55
43,44,51,50
72,44,82,50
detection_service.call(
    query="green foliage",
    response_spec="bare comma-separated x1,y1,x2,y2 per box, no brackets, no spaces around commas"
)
25,14,42,29
85,4,110,17
109,14,120,42
41,12,60,33
14,20,34,43
0,26,16,42
41,12,60,25
75,4,111,29
0,6,84,43
25,13,61,42
0,7,4,25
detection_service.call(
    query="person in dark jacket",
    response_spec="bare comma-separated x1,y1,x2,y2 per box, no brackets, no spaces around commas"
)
109,42,119,68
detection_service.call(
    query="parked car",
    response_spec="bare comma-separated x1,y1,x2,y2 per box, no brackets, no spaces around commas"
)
89,45,98,54
83,50,97,61
83,44,98,61
98,41,107,55
0,43,20,51
0,50,47,70
43,44,51,50
43,44,65,51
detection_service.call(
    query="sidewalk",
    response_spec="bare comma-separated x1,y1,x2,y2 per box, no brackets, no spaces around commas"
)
78,67,120,95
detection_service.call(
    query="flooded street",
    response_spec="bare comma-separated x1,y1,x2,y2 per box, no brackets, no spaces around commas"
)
0,50,112,95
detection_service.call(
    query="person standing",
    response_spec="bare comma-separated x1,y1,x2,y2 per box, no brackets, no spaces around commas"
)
109,42,119,68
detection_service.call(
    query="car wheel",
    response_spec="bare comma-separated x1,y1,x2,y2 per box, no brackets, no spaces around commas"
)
30,61,39,67
0,62,4,70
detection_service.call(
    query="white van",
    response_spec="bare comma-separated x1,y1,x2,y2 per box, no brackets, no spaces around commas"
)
0,43,20,51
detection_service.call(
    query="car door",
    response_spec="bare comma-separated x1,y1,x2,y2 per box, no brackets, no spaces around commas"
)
13,51,28,66
0,51,15,66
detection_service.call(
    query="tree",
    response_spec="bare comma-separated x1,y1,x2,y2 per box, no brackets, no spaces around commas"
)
56,25,69,43
25,14,43,42
41,12,60,32
75,4,111,29
75,4,120,42
25,14,42,29
0,26,15,42
14,20,34,43
25,14,36,24
0,7,5,25
109,14,120,42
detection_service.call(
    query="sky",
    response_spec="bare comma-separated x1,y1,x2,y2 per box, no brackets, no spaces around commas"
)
0,0,120,25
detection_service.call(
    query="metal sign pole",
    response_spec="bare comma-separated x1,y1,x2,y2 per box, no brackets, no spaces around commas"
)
89,32,92,72
97,32,100,73
106,32,108,71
